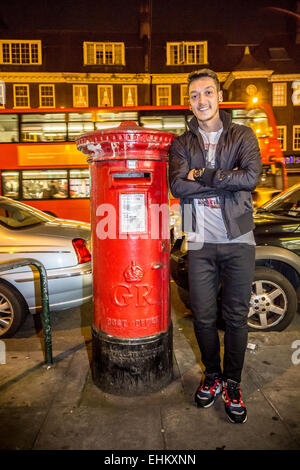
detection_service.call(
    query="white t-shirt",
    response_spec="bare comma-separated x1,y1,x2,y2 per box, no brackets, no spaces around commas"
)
187,127,255,245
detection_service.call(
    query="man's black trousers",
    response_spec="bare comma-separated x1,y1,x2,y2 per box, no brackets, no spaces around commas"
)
188,242,255,383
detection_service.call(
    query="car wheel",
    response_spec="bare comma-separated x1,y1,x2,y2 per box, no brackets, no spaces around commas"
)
248,267,297,332
0,283,27,338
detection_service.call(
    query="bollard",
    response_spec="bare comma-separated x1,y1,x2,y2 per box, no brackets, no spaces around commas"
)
0,258,53,365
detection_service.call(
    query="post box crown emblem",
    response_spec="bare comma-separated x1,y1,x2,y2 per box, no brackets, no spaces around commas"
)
75,121,175,162
123,261,144,283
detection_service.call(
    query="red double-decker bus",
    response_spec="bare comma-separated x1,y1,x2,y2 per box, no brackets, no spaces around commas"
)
0,102,287,222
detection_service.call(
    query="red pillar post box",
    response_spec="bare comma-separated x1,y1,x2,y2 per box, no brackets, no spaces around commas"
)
76,122,175,395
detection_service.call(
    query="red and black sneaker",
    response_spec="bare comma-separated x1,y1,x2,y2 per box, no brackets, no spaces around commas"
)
222,379,247,424
195,373,222,408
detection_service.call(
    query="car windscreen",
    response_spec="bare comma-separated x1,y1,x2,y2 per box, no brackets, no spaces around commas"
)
258,188,300,217
0,200,48,229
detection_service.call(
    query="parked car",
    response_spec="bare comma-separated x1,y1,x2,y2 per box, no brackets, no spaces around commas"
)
171,183,300,332
0,197,92,338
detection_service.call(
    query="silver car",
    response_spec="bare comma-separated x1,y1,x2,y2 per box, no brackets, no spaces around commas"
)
0,197,92,338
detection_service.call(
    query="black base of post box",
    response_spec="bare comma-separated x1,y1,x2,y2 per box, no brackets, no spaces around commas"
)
92,322,173,396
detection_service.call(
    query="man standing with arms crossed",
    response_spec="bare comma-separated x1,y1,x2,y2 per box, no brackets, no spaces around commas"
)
169,69,262,423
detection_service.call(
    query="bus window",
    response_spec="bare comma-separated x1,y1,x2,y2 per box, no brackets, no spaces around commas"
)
0,115,18,142
95,111,138,130
2,171,19,198
21,113,67,142
69,169,90,198
231,108,272,138
22,169,68,199
68,113,94,141
140,115,186,135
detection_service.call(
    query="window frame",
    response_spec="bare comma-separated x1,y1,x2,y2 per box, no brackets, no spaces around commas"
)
0,40,42,65
13,84,30,109
166,41,208,66
0,82,5,108
272,82,287,107
39,84,55,108
180,84,189,105
156,85,172,106
276,125,287,152
293,125,300,151
97,85,114,107
122,85,138,106
83,42,125,66
73,85,89,108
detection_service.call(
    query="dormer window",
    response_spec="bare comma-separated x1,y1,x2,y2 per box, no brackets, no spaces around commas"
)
0,40,42,65
83,42,125,66
166,41,207,65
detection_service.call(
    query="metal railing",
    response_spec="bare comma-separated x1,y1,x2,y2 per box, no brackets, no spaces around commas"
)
0,258,53,365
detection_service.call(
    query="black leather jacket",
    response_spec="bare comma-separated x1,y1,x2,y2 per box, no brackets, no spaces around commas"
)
169,109,262,240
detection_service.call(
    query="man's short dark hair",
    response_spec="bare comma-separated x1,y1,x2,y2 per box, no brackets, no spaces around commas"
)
187,69,220,92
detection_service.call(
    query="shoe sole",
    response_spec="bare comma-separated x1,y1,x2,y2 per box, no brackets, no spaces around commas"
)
225,412,247,424
195,388,222,408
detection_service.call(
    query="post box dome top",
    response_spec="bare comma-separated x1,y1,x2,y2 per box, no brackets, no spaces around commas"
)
75,121,175,162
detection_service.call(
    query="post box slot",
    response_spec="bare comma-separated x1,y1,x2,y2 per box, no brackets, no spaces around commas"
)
112,172,151,184
113,172,151,179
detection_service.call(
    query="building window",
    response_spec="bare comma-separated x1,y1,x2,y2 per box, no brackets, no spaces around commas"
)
73,85,89,107
180,84,189,105
292,81,300,106
39,85,55,108
276,126,287,152
122,86,137,106
0,40,42,65
272,83,287,107
83,42,125,65
156,85,171,106
293,126,300,151
166,41,207,65
98,85,113,107
0,83,5,108
13,84,30,108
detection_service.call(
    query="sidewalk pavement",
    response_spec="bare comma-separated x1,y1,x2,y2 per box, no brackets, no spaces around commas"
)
0,283,300,451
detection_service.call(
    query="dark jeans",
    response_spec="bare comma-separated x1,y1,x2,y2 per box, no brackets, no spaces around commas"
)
188,243,255,383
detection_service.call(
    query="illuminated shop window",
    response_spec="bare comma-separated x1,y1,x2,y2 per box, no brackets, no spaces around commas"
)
122,86,137,106
73,85,89,107
98,85,113,107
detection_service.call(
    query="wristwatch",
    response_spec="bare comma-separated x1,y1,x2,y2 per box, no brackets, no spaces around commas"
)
193,168,205,182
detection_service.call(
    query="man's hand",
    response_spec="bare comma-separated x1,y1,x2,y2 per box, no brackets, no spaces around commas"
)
187,169,196,180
